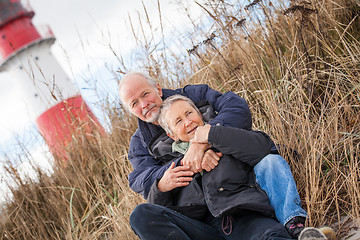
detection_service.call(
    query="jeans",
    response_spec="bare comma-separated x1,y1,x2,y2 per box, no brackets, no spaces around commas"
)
130,203,293,240
254,154,308,225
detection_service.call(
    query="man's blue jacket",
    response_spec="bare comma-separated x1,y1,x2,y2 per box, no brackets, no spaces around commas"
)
127,84,253,199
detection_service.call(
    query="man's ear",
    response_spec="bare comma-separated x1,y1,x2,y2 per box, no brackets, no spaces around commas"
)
156,83,163,97
167,132,176,141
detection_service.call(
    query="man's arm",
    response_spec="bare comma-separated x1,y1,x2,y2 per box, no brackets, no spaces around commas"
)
128,130,182,198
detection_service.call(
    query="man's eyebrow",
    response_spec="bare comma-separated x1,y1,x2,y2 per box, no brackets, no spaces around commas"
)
129,97,136,104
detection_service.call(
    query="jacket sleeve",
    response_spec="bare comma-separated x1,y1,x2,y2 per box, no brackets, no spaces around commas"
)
128,129,182,199
208,126,272,167
180,84,252,130
147,179,174,206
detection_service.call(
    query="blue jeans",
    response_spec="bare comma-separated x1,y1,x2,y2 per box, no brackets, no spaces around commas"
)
130,203,293,240
254,154,308,225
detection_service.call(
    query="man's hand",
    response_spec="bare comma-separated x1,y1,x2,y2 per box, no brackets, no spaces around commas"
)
201,149,222,172
192,124,211,144
181,142,209,173
157,162,194,192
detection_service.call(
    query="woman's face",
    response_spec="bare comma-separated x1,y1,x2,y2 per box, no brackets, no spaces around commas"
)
166,100,204,142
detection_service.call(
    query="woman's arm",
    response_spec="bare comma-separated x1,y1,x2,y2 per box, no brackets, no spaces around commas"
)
193,125,272,167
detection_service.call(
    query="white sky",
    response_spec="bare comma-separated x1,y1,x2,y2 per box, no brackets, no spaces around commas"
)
0,0,205,202
0,0,203,146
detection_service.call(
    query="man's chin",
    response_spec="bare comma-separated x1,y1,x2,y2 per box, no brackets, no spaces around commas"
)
145,112,160,123
142,107,159,123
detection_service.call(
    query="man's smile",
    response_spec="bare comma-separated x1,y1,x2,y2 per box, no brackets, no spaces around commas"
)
143,104,157,117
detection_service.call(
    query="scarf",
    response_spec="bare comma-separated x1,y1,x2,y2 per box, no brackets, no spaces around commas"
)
172,141,190,155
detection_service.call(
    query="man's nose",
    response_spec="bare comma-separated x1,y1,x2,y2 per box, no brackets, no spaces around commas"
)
140,99,148,108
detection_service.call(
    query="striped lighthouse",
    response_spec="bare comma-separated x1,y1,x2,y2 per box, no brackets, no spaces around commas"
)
0,0,104,158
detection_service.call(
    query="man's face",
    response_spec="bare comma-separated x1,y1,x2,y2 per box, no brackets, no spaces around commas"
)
166,100,204,142
120,75,163,123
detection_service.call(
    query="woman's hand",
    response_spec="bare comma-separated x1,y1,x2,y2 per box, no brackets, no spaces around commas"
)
191,124,211,144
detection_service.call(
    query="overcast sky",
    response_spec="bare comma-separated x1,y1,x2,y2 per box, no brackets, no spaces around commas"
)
0,0,203,147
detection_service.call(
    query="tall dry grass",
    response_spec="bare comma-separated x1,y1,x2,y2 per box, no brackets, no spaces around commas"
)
0,108,143,239
1,0,359,239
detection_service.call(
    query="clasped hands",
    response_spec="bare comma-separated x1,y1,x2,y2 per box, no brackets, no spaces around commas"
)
183,124,220,173
158,125,223,192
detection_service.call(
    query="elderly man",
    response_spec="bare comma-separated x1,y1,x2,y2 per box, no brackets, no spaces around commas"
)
119,71,307,238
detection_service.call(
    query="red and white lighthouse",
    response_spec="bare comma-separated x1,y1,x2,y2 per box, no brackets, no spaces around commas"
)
0,0,104,158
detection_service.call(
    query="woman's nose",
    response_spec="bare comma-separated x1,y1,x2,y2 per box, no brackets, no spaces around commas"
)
184,118,191,126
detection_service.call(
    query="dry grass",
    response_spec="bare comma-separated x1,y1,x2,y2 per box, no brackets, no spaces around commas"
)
0,108,143,239
1,0,360,239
